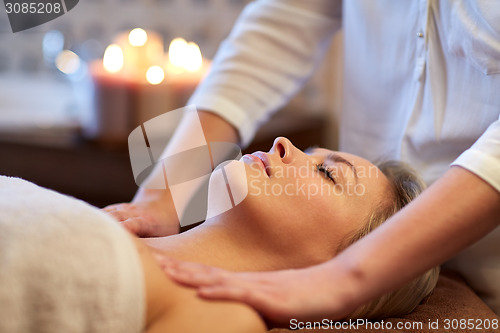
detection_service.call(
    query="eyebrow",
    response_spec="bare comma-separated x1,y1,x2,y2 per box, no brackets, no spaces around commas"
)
305,146,359,182
325,153,358,181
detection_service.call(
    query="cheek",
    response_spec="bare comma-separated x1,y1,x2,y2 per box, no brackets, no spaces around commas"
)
301,191,362,242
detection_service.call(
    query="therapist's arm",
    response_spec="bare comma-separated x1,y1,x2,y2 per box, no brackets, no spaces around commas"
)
104,0,341,236
103,110,238,237
163,166,500,324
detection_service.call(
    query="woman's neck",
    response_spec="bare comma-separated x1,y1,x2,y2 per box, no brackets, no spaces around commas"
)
142,213,289,272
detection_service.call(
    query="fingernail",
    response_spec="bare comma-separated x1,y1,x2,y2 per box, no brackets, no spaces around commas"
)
152,252,166,262
198,287,213,295
198,286,213,294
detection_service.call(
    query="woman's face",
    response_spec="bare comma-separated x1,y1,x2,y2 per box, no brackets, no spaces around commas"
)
208,137,391,265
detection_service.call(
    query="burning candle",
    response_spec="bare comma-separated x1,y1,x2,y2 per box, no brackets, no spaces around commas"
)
163,37,211,93
116,28,164,78
89,30,210,145
102,44,124,74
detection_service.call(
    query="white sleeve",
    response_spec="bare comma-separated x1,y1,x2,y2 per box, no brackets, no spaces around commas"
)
188,0,342,147
452,117,500,192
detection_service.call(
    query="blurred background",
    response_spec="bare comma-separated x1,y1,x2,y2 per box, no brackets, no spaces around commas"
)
0,0,342,207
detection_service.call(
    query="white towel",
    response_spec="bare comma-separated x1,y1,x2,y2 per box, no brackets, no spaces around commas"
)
0,176,145,333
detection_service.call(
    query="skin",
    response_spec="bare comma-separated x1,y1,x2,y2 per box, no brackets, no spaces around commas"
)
103,110,239,237
105,113,500,324
129,136,391,331
164,165,500,325
128,236,267,333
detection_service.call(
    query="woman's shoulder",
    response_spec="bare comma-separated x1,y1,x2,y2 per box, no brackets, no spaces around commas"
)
150,296,267,333
131,237,267,332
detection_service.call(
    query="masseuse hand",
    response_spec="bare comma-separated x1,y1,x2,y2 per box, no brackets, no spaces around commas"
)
160,257,357,325
104,111,238,238
103,190,179,237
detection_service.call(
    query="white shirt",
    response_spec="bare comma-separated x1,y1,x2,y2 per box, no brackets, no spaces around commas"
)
189,0,500,313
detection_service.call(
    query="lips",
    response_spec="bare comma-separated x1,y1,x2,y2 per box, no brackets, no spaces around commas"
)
253,152,272,177
243,152,271,177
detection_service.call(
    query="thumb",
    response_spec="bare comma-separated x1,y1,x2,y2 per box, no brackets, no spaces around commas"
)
121,218,147,236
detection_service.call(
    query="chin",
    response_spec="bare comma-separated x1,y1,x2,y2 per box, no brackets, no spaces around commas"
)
206,160,249,219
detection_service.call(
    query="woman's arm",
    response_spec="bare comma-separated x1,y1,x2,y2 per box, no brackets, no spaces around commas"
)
163,166,500,324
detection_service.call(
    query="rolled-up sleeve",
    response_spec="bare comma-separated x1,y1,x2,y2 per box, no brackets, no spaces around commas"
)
452,117,500,192
189,0,342,147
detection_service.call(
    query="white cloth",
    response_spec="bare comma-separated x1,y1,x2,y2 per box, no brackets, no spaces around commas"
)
189,0,500,313
0,176,145,333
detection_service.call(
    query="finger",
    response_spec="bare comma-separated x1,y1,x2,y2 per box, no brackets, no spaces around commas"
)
198,283,254,300
104,209,129,221
122,216,159,237
196,272,274,297
198,284,292,325
152,252,183,268
120,219,142,235
151,252,178,270
198,283,280,313
171,259,223,275
102,203,130,214
166,263,227,287
102,204,119,212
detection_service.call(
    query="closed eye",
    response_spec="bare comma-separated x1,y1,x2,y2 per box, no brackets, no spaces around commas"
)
316,163,337,184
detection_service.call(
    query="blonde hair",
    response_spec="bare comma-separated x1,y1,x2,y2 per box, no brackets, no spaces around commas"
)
341,161,440,319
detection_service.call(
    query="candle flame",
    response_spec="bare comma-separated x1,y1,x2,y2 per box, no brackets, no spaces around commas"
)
146,65,165,85
103,44,124,73
129,28,148,47
168,37,188,68
168,38,203,72
184,42,203,72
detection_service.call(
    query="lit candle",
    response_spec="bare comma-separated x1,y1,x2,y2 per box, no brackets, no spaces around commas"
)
163,37,211,93
138,38,211,124
89,57,135,146
89,31,210,145
102,44,124,74
116,28,164,79
89,40,137,145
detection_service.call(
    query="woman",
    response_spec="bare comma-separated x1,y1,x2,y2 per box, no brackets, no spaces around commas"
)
0,137,437,332
106,0,500,321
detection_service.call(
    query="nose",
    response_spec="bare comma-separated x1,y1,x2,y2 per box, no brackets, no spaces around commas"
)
270,137,296,164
